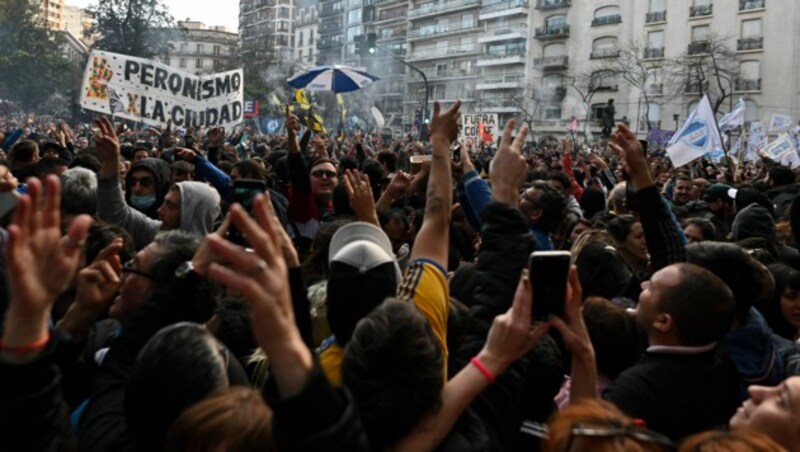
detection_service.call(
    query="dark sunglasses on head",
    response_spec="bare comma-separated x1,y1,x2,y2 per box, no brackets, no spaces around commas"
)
312,169,337,179
130,177,154,188
565,422,676,451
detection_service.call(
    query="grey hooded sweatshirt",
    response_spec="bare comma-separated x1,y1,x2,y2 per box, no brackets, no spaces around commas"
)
98,173,220,249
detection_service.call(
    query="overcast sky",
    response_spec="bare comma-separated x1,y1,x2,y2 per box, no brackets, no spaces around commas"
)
68,0,240,32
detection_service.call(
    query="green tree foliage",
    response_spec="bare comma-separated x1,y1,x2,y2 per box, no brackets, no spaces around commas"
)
88,0,175,58
0,0,72,110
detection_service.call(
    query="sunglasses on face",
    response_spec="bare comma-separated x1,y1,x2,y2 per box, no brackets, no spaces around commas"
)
130,177,154,188
312,170,337,179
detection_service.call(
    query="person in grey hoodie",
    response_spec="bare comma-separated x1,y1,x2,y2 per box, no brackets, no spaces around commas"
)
93,116,220,249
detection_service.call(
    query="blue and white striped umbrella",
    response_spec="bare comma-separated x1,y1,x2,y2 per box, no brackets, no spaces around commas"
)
287,65,380,93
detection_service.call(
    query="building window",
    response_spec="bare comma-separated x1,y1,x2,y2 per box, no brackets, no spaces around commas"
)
347,25,362,41
736,60,761,91
214,45,221,55
196,58,203,68
196,44,203,54
592,5,622,26
742,18,762,37
543,42,566,57
591,36,619,58
299,49,303,59
649,0,665,12
299,31,304,46
347,8,361,24
645,31,664,58
544,106,562,120
642,103,661,130
545,14,567,29
309,30,314,44
179,58,186,68
691,24,709,42
163,56,171,65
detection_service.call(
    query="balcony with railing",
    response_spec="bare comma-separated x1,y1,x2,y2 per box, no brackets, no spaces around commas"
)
478,26,528,43
406,45,480,61
378,29,407,41
533,54,569,70
475,73,525,89
646,11,666,23
735,78,761,92
375,8,407,23
318,37,343,49
532,86,567,101
595,78,619,92
408,0,481,19
535,0,570,11
480,0,529,19
319,5,343,17
685,81,706,94
534,25,570,40
375,0,405,5
407,21,478,40
477,48,526,66
737,36,763,50
409,69,476,81
591,14,622,26
690,4,713,17
319,21,342,34
688,41,710,55
590,48,620,59
740,0,765,11
643,47,664,59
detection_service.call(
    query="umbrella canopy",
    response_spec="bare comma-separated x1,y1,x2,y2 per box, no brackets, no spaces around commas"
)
287,65,380,93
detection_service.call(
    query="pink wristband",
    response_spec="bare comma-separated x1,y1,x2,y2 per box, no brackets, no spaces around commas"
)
470,356,495,384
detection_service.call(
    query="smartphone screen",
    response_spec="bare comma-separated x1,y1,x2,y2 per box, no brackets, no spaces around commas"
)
529,251,571,321
229,179,267,245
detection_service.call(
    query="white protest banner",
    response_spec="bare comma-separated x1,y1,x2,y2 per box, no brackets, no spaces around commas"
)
769,114,794,133
764,133,796,159
80,50,244,128
666,95,724,167
460,113,498,143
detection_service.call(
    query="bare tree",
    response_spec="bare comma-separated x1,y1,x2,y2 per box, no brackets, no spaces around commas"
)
664,33,739,114
599,40,665,132
568,70,617,136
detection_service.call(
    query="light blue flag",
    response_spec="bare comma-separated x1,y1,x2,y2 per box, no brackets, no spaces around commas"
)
667,95,724,167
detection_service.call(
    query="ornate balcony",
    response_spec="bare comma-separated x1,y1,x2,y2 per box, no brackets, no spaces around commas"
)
735,78,761,92
533,55,568,70
590,48,620,59
643,47,664,59
646,11,666,23
535,0,570,11
689,4,713,17
591,14,622,26
740,0,765,11
688,41,710,55
534,25,570,40
737,36,763,51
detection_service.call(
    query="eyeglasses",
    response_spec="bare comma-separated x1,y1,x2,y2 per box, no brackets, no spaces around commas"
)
312,169,337,179
564,422,676,451
130,177,154,188
122,259,155,279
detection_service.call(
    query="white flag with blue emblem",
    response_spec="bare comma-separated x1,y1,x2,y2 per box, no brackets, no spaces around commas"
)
666,95,724,167
718,98,745,132
769,114,795,133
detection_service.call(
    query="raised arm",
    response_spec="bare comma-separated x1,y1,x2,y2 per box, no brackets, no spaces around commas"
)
609,125,686,270
410,101,460,267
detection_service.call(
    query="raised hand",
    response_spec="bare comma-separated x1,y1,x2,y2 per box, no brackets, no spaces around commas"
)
343,169,379,226
175,147,198,163
489,119,529,205
429,101,462,152
477,270,550,377
94,116,121,178
3,177,92,349
609,124,653,190
206,196,312,398
207,126,225,145
190,214,232,277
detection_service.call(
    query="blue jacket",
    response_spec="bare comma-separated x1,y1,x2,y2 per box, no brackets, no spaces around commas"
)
724,307,785,399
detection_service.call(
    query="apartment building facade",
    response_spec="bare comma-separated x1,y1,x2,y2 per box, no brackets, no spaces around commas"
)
155,21,239,75
294,0,319,67
240,0,294,73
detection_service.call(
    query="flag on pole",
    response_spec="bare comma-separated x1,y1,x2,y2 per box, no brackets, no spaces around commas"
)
272,93,282,108
718,98,745,132
336,94,345,106
567,116,578,133
769,114,794,132
747,121,767,160
666,95,724,167
764,133,796,160
295,89,311,110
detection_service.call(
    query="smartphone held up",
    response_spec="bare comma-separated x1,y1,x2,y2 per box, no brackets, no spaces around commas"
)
529,250,571,321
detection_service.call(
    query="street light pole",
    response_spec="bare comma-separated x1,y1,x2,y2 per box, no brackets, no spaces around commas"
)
369,43,429,140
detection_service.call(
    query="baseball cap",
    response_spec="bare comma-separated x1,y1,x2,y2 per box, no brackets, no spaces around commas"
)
329,222,402,279
326,222,403,344
703,184,736,203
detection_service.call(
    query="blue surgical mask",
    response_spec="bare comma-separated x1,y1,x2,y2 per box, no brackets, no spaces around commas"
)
130,194,157,210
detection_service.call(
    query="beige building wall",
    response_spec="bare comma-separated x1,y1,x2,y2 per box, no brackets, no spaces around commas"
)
38,0,65,31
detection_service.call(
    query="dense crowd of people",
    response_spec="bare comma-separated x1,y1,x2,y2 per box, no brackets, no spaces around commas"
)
2,102,800,451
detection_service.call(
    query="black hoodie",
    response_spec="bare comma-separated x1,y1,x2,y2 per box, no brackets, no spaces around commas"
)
125,158,172,219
